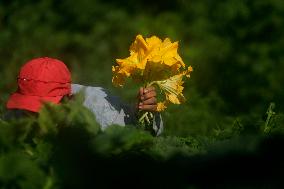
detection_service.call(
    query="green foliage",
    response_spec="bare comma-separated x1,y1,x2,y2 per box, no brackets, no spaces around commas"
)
149,136,206,160
1,0,283,137
91,125,153,156
1,0,284,188
0,98,283,188
0,151,47,189
0,97,101,189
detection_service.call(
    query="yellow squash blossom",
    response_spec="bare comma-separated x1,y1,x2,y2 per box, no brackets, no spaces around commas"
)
128,35,162,70
112,34,193,124
153,73,187,105
156,102,167,112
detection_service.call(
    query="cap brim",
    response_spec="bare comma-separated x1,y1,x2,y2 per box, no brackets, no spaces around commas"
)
6,93,63,113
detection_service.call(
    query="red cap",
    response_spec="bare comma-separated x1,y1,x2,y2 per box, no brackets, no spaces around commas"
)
6,57,71,112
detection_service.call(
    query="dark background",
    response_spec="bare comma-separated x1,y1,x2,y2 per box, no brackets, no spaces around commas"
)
1,1,284,188
0,0,283,136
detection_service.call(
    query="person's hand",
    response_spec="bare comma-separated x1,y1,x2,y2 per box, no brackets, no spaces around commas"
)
137,86,157,112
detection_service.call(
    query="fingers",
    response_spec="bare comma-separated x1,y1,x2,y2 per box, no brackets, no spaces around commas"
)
141,90,156,101
143,86,155,93
137,87,143,99
137,86,158,112
138,97,157,111
141,97,157,105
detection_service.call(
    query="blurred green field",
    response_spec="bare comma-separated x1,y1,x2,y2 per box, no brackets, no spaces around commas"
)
1,97,284,189
0,0,284,188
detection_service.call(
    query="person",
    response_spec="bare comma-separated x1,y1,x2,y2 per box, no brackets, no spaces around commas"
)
5,57,163,135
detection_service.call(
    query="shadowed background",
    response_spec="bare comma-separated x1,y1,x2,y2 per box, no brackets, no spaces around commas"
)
1,1,284,188
0,0,283,136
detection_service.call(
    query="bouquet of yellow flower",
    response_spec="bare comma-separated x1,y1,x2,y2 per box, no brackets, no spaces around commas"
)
112,34,193,126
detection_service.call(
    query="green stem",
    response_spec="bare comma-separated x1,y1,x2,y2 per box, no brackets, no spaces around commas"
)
264,103,276,134
145,112,150,124
147,81,156,87
139,112,149,123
